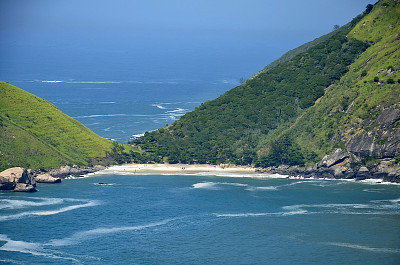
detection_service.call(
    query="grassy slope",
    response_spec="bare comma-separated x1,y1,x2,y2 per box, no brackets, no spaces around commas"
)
277,0,400,162
0,81,117,171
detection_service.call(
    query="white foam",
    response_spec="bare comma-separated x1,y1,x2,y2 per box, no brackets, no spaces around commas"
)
0,200,99,221
49,219,174,247
33,201,99,216
0,234,80,262
74,113,128,118
192,182,219,189
0,198,64,210
245,186,279,191
100,101,116,104
325,242,400,254
192,181,249,190
41,80,62,83
152,104,167,109
214,210,308,218
66,81,121,84
363,188,384,193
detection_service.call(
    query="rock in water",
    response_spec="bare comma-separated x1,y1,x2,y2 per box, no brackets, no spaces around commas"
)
35,173,62,183
0,167,37,191
13,183,37,192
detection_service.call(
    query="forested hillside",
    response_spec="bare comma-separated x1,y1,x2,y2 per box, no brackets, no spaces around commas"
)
132,0,400,170
0,81,135,171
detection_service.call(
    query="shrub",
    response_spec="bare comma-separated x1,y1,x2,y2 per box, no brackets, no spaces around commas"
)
373,76,379,82
387,78,394,84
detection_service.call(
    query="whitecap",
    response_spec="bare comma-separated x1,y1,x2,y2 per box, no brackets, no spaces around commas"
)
41,80,62,83
48,219,174,247
0,234,80,262
0,200,99,221
0,198,64,210
192,182,219,190
246,186,279,191
151,104,167,109
66,81,121,84
214,210,308,218
363,188,384,193
74,114,128,118
324,242,400,254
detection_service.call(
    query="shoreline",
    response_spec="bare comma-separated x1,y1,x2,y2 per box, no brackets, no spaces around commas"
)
95,163,399,185
99,163,258,175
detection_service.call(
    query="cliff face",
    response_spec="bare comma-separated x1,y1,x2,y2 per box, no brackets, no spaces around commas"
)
346,106,400,159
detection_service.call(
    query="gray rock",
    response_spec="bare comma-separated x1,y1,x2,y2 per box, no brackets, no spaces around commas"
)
0,167,36,191
359,166,369,172
35,173,61,183
318,148,349,168
13,183,37,192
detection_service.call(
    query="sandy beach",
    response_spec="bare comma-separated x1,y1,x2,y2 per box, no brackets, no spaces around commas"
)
99,163,258,175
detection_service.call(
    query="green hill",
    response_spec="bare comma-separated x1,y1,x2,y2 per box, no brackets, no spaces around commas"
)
132,0,400,170
0,81,134,171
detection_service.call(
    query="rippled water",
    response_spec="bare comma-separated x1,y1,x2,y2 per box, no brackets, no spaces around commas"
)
1,174,399,264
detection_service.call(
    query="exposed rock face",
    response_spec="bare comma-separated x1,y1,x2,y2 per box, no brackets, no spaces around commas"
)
0,167,37,191
13,183,37,192
48,165,105,178
346,106,400,159
318,148,349,168
35,173,61,183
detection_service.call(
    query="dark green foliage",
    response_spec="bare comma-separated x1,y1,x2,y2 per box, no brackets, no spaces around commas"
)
256,136,305,167
133,21,369,165
361,70,367,77
374,76,379,82
387,78,395,84
366,4,374,14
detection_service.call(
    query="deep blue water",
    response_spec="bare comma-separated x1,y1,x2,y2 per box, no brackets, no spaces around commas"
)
0,174,399,264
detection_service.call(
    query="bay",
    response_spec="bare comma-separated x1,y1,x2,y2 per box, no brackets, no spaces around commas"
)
1,174,399,264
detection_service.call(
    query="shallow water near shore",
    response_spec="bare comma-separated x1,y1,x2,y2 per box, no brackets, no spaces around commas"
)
1,174,399,264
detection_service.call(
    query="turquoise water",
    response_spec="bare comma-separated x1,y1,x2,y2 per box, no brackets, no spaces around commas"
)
1,173,399,264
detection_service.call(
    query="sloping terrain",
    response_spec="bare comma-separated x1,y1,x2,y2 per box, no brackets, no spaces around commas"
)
0,81,125,171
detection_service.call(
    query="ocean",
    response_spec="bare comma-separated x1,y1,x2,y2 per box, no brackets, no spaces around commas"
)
1,33,400,264
0,174,399,264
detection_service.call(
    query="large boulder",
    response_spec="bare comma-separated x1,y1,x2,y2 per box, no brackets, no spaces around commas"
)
0,167,36,191
35,173,61,183
13,183,37,192
318,148,349,168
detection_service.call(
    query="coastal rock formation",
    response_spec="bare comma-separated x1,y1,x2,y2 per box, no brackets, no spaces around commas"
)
318,148,349,168
48,165,105,178
13,183,37,192
35,173,61,183
346,106,400,159
0,167,37,192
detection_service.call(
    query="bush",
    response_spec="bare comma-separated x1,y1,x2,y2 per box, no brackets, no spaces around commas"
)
387,78,395,84
373,76,379,82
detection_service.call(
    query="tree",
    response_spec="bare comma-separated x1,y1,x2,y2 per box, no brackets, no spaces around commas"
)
333,24,340,31
365,4,373,14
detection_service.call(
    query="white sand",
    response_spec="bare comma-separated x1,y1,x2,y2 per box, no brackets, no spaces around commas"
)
99,163,258,175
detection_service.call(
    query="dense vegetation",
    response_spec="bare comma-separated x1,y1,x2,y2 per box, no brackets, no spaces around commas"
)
131,6,371,165
0,81,137,171
276,0,400,163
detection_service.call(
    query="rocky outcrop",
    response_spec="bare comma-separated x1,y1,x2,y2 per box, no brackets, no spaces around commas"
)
48,165,105,178
346,106,400,159
0,167,37,192
318,148,349,168
257,147,400,183
35,173,61,183
13,183,37,192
